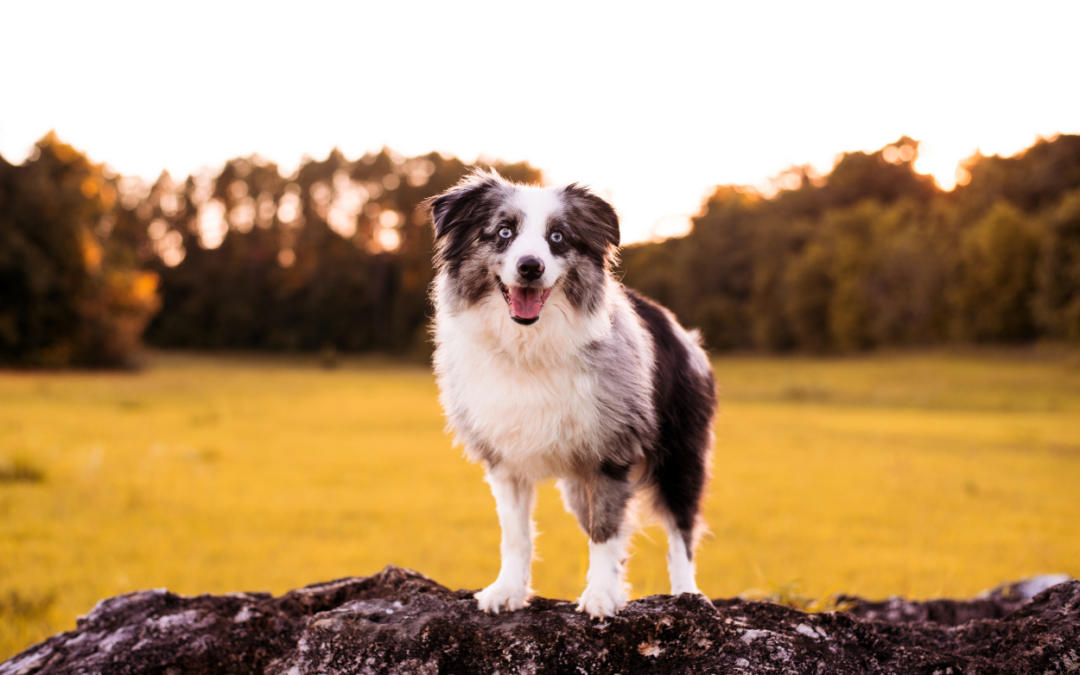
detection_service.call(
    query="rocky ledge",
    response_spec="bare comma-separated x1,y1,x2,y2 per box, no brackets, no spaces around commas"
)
2,567,1076,674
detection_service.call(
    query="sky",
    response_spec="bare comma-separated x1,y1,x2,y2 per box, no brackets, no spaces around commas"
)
2,0,1078,243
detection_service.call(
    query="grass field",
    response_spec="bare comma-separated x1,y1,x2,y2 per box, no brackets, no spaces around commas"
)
2,349,1080,659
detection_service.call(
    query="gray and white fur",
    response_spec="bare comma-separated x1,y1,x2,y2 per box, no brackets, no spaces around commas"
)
429,170,717,618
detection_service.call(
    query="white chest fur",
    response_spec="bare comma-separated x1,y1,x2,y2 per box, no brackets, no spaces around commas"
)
433,282,620,480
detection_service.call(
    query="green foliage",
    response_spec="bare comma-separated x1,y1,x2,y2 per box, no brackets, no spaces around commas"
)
1033,189,1080,340
959,135,1080,214
952,202,1041,341
623,134,1080,351
0,136,541,364
140,150,541,355
5,132,1080,358
0,134,159,367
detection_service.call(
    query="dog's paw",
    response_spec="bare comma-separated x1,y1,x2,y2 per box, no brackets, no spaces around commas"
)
576,582,628,619
475,581,531,614
670,582,703,596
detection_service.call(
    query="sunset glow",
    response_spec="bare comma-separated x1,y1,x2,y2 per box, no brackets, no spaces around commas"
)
1,0,1077,243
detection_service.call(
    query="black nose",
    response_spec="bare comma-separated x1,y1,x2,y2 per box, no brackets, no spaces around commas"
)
517,256,544,281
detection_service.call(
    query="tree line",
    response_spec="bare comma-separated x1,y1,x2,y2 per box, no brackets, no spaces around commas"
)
623,135,1080,351
1,132,1078,367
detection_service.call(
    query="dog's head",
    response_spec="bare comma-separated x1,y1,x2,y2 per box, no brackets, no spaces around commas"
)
429,170,619,324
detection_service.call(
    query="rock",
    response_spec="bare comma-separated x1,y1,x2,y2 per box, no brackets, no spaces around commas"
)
2,566,1077,674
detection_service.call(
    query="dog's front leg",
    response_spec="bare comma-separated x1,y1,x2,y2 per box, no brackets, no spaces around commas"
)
577,470,634,619
475,468,536,613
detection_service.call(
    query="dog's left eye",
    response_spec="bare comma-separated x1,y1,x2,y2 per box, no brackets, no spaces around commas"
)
549,232,563,243
499,227,512,239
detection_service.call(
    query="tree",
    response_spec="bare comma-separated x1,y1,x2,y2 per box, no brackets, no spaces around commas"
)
621,135,1080,352
142,149,542,355
952,202,1041,342
0,134,159,367
1034,189,1080,341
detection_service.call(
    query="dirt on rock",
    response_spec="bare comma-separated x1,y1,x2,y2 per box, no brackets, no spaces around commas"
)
2,566,1076,674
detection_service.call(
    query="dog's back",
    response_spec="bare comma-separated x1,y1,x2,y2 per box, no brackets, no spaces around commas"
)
626,290,716,552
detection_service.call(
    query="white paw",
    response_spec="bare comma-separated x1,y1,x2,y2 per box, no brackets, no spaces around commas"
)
576,582,628,619
475,580,531,614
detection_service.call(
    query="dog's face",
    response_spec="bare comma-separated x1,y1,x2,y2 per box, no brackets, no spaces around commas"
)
430,171,620,323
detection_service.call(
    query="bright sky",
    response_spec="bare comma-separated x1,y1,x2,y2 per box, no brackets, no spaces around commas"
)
2,1,1078,243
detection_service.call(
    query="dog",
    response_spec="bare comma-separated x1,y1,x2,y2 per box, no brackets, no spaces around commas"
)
428,170,717,618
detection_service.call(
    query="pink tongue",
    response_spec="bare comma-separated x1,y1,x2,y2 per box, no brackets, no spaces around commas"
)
510,286,544,319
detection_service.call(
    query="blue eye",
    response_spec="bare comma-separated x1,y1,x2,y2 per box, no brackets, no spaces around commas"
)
499,227,512,238
550,231,563,243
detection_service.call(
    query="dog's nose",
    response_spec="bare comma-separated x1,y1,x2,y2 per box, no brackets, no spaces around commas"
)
517,256,544,281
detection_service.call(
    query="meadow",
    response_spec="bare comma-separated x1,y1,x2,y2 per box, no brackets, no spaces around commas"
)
2,349,1079,659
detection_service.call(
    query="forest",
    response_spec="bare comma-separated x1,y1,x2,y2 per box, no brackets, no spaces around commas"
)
2,132,1079,366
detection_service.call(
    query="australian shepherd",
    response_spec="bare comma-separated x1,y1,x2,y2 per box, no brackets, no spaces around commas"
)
429,170,717,618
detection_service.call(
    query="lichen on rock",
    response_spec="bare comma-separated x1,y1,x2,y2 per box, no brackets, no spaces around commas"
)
2,566,1076,674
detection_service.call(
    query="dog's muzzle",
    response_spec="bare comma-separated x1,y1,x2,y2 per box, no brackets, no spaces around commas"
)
498,276,552,326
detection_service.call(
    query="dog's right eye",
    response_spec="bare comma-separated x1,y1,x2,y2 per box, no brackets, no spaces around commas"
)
499,227,512,238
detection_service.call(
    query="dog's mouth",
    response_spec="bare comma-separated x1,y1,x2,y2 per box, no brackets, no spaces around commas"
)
498,279,552,325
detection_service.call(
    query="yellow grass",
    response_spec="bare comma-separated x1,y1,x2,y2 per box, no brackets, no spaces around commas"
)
3,349,1080,659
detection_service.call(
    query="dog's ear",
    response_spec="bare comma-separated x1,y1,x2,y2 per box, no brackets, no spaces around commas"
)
428,170,503,242
563,184,620,250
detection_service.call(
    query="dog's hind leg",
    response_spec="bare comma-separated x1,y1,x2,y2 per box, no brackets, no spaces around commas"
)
661,513,702,595
575,466,635,619
654,451,709,596
475,467,536,613
556,477,590,534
